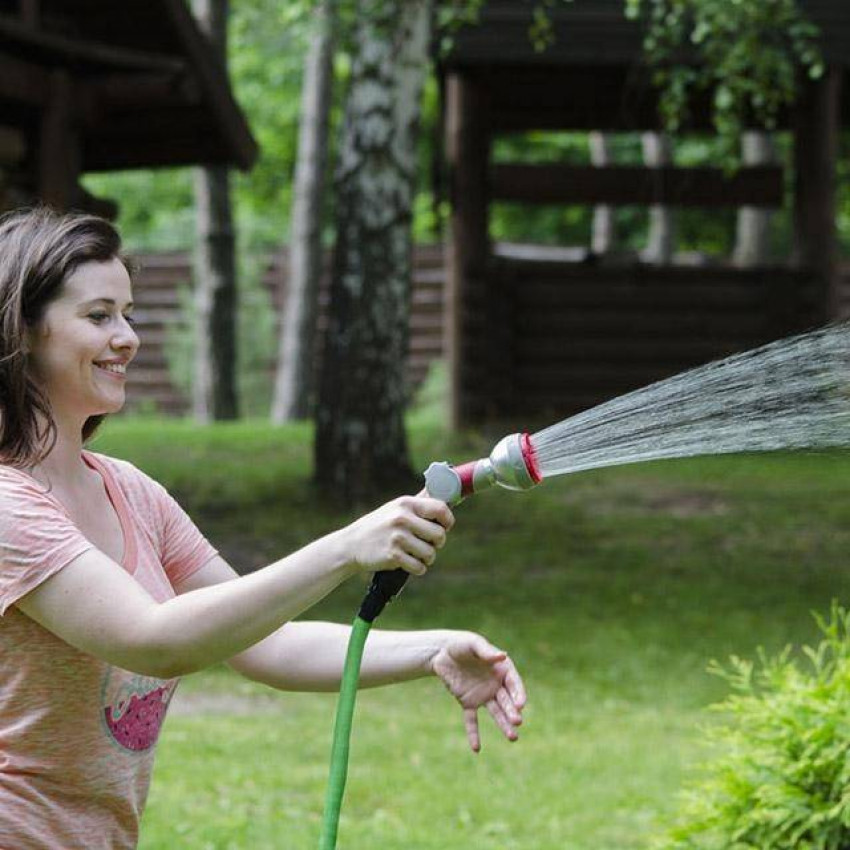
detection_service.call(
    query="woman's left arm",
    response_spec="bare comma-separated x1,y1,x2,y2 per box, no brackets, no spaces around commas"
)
233,621,526,751
176,559,526,750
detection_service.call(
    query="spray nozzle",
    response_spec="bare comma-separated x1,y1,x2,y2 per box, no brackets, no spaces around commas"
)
424,432,542,506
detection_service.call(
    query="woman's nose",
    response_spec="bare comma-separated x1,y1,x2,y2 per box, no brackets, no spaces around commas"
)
112,316,140,352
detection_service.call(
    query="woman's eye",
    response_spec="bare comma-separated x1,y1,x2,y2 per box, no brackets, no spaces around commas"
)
88,313,108,323
123,314,136,327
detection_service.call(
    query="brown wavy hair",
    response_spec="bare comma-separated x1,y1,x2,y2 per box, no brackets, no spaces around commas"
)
0,207,133,468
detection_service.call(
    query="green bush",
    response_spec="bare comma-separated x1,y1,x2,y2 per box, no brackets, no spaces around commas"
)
658,603,850,850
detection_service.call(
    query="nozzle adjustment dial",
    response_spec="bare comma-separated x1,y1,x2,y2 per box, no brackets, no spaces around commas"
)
424,461,463,505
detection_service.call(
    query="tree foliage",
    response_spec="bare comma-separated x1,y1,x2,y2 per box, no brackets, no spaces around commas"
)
626,0,824,161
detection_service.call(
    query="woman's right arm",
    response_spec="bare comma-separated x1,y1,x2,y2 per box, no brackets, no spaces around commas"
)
14,494,453,679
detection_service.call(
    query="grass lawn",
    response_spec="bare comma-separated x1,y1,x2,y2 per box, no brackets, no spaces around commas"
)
89,417,850,850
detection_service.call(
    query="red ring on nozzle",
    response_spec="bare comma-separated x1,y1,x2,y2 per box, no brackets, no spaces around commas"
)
454,461,477,497
520,432,543,483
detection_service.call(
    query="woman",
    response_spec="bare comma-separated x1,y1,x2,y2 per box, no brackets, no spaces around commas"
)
0,208,526,849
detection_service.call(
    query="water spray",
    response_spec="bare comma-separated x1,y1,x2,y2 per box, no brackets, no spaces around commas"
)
319,322,850,848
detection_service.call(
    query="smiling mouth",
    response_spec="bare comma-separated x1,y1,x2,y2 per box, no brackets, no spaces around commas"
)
94,362,127,377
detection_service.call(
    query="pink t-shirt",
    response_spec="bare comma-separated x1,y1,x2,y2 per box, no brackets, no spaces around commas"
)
0,450,219,849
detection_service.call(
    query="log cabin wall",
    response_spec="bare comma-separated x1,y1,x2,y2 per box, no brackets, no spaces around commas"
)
439,1,850,427
462,258,821,428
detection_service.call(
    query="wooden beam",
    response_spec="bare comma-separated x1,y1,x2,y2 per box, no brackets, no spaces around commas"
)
0,13,186,73
82,129,238,172
793,67,842,323
160,0,257,170
0,51,51,105
77,73,201,133
491,164,784,208
85,73,201,112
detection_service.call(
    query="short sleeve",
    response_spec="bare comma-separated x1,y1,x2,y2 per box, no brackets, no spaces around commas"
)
148,479,219,587
0,471,94,616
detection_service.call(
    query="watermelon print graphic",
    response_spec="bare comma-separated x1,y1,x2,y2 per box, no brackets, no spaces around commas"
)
101,671,177,752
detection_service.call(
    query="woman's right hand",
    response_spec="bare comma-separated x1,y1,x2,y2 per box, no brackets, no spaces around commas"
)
342,494,455,577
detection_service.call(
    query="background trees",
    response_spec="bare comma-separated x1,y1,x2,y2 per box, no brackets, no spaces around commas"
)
81,0,846,504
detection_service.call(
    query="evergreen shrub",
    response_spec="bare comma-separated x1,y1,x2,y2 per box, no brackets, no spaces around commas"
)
659,603,850,850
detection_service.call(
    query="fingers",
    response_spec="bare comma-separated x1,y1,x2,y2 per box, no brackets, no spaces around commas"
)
486,698,520,743
471,636,527,709
463,708,481,753
396,530,437,574
351,492,456,576
495,686,523,726
406,513,449,550
406,494,455,531
503,662,528,710
471,635,508,664
383,496,454,575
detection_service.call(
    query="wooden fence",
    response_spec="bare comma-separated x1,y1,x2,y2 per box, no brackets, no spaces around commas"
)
125,244,447,415
125,244,850,420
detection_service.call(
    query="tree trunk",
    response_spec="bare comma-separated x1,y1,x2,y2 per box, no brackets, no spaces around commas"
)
732,131,775,267
315,0,431,504
271,0,335,423
589,131,614,255
641,132,675,264
192,0,238,421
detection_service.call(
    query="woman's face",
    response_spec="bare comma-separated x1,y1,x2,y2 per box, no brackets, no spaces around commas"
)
26,257,139,423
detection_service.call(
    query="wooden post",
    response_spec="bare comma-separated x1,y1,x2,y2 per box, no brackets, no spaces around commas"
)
38,70,79,210
641,132,675,264
733,131,776,268
792,67,842,326
19,0,39,27
445,71,490,428
589,131,614,255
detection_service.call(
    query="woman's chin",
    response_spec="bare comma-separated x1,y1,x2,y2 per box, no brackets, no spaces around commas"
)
92,393,126,415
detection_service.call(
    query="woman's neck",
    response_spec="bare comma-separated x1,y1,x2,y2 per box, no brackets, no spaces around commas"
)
30,412,90,489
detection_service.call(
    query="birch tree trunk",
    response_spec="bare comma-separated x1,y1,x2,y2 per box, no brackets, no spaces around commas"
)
315,0,431,504
733,131,775,267
193,0,238,421
641,132,675,264
271,0,335,423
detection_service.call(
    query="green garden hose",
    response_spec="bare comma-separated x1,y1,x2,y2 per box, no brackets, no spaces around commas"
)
318,568,410,849
318,615,370,850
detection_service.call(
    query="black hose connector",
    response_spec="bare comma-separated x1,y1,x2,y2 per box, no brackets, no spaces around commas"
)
357,568,409,623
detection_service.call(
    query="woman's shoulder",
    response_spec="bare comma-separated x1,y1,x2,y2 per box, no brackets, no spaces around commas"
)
83,450,144,479
0,462,52,495
82,452,190,534
0,463,64,514
82,451,164,500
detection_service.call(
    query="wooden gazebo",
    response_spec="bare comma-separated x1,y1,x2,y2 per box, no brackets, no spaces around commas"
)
0,0,256,215
439,0,846,427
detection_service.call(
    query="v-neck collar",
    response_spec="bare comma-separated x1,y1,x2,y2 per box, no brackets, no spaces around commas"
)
81,451,138,574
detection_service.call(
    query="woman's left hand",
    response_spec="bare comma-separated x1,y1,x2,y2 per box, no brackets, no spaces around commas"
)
431,633,527,753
